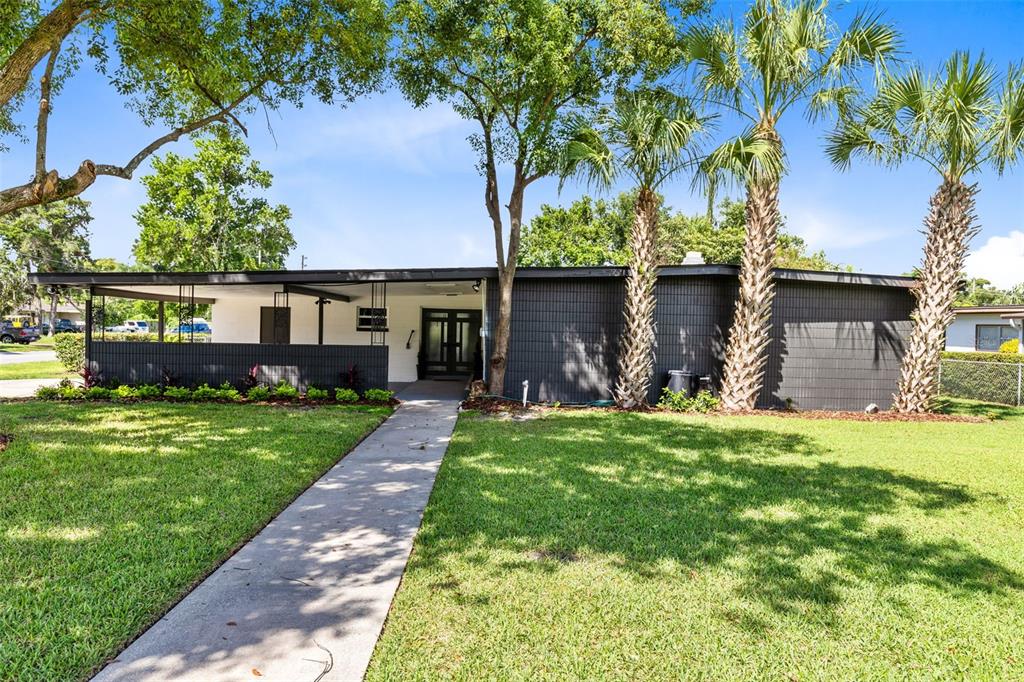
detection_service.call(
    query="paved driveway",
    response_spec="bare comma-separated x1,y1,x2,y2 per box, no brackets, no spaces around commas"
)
93,380,465,682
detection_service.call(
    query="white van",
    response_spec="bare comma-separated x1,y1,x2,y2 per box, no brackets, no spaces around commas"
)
124,320,150,334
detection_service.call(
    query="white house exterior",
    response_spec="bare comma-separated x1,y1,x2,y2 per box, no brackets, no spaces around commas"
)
946,305,1024,352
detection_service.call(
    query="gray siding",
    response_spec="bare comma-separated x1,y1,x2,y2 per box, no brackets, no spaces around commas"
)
88,342,388,392
486,274,913,410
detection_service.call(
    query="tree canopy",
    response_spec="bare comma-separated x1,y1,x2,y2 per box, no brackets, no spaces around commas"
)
0,0,389,215
955,278,1024,307
519,192,845,271
0,196,92,317
132,129,295,271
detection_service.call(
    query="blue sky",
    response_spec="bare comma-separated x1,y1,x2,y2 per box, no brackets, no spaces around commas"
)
1,0,1022,284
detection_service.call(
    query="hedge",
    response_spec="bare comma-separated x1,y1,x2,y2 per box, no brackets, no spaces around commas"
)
940,351,1023,364
53,333,85,372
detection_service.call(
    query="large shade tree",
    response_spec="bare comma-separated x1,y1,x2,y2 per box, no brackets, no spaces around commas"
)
0,197,91,330
133,129,295,271
391,0,700,397
519,192,845,270
827,53,1024,412
0,0,388,215
683,0,899,410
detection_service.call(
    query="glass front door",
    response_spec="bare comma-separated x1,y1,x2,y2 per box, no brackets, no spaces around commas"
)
421,309,482,376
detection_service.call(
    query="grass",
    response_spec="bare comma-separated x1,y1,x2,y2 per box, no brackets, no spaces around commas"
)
0,360,72,380
0,401,390,681
0,339,56,352
368,399,1024,680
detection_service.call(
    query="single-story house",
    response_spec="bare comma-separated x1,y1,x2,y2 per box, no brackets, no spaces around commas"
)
13,301,84,325
31,265,916,411
945,305,1024,353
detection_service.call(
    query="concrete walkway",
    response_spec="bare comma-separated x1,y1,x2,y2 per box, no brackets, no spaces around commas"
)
93,380,465,682
0,349,57,364
0,377,62,398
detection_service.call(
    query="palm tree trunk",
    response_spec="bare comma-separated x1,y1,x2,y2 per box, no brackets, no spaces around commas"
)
614,187,660,408
892,178,979,413
719,174,780,411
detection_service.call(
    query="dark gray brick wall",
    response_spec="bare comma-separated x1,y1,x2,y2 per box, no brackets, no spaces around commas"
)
485,274,913,410
759,281,913,411
88,342,388,392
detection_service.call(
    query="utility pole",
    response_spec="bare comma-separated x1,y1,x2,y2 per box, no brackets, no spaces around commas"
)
300,255,307,270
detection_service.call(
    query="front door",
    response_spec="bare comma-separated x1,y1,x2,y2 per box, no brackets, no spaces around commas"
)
421,309,482,377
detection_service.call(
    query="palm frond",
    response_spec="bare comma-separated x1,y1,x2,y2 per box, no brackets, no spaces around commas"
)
828,7,901,75
558,117,616,192
989,61,1024,173
693,128,785,196
680,20,743,108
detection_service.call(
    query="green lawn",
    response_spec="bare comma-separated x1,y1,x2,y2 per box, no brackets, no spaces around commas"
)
0,360,72,380
0,401,390,681
368,400,1024,680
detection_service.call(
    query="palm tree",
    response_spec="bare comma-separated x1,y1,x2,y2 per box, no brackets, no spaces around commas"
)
827,53,1024,412
561,89,718,408
683,0,899,410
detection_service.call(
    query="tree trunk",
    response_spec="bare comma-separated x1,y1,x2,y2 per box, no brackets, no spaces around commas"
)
614,187,660,408
49,290,58,337
892,179,978,413
487,179,525,398
719,174,780,411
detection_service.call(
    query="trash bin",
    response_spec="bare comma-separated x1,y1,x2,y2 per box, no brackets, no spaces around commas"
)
666,370,696,397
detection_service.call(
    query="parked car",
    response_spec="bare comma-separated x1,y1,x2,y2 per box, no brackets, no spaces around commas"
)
41,318,82,334
124,320,150,334
167,321,212,335
0,320,40,344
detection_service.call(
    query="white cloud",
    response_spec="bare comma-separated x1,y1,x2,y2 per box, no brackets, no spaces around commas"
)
263,97,475,175
965,230,1024,288
783,205,892,250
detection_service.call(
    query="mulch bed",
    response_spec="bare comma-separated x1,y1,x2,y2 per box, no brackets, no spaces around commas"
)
710,408,986,423
460,397,987,423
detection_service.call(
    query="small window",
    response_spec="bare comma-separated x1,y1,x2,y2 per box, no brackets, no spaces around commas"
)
357,307,388,332
975,324,1017,351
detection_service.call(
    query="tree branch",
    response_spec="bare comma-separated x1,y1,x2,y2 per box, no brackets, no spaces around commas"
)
0,84,264,216
0,0,97,110
34,45,61,183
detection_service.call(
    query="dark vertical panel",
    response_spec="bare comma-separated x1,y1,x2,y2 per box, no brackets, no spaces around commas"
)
89,343,388,392
757,281,914,411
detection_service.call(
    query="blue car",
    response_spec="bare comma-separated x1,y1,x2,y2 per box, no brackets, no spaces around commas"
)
168,322,212,335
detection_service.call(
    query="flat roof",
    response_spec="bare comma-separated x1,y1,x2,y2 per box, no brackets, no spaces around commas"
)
29,265,917,289
952,305,1024,315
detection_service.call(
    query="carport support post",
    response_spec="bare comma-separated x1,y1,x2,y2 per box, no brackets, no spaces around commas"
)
157,301,165,342
84,294,92,370
315,297,329,345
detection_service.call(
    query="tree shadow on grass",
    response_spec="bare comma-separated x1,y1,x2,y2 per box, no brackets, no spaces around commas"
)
413,413,1022,627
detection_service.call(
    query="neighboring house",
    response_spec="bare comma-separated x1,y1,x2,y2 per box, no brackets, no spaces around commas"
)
14,302,84,325
30,265,916,411
945,305,1024,353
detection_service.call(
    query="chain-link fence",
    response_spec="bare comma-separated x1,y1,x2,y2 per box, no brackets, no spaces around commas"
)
938,359,1024,406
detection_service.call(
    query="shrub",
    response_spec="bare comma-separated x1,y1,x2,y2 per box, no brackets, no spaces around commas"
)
363,388,395,403
57,385,84,400
271,380,299,400
136,384,162,399
216,382,241,401
111,385,138,401
306,387,329,401
658,388,720,413
191,383,219,401
35,385,60,400
163,386,192,401
53,333,85,372
335,387,359,403
941,350,1022,364
83,386,111,400
246,385,271,401
999,338,1021,354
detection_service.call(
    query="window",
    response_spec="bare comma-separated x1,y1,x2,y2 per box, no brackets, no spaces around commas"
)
975,324,1017,351
357,307,388,332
